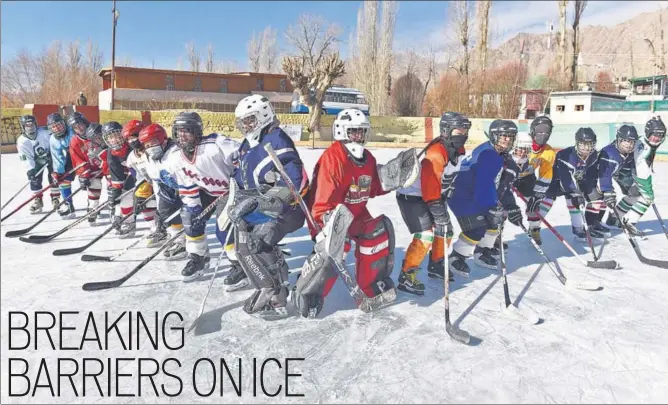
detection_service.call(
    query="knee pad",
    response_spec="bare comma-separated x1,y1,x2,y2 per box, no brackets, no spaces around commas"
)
234,228,287,291
354,215,395,297
135,182,153,199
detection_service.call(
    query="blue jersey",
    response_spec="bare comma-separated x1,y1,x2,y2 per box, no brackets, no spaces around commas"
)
597,143,635,192
49,127,76,174
552,146,599,195
448,141,504,217
498,153,520,209
234,128,307,194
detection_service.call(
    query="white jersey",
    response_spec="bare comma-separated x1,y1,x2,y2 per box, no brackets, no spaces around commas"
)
172,133,240,207
17,128,52,173
633,139,655,180
143,142,181,191
126,149,149,183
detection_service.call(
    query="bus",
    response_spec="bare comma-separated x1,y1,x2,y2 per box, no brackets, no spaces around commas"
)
291,87,370,115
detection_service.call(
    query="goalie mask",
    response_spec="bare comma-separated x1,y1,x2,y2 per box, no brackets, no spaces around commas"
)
234,94,277,148
333,108,370,160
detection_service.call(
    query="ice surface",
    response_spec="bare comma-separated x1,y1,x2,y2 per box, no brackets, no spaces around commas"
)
2,148,668,404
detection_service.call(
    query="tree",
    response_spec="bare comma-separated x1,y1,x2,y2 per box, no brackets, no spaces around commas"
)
248,31,262,72
283,13,345,139
205,44,215,73
593,71,615,93
570,0,587,90
248,26,280,73
475,0,492,72
453,0,472,78
185,42,201,72
348,1,397,116
557,0,568,79
392,72,423,116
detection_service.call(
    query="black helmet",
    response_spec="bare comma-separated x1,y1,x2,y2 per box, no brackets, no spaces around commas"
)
439,112,471,149
68,111,90,138
85,122,104,143
19,115,38,140
615,124,639,154
529,115,553,146
644,116,666,147
172,111,204,154
47,112,67,138
101,121,125,151
575,127,597,157
488,119,518,153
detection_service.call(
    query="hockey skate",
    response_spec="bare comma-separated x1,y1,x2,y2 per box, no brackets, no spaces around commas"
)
224,262,250,292
145,225,169,247
587,226,606,239
490,235,508,257
87,201,100,226
623,220,647,239
29,197,43,214
572,226,587,242
448,251,470,278
605,214,623,229
473,246,498,270
181,252,210,282
163,241,187,260
58,201,75,219
529,227,542,245
592,222,611,237
50,196,60,209
397,267,425,296
427,258,454,281
117,222,136,239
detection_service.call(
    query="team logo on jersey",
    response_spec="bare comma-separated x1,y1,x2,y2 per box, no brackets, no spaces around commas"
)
345,175,372,204
159,169,179,189
182,168,228,188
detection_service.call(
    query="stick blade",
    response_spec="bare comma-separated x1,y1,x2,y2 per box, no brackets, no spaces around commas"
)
19,235,52,244
53,247,87,256
446,323,471,344
503,303,541,325
81,254,112,262
82,280,122,291
587,260,620,269
5,229,30,238
639,256,668,269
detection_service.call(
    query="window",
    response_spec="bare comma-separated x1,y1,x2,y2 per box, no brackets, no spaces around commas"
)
165,75,175,91
575,105,585,111
194,77,202,92
256,77,264,91
556,105,565,112
279,78,287,92
220,79,228,93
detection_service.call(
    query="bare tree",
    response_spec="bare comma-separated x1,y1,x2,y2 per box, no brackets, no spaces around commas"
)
420,46,437,110
557,1,568,79
185,42,201,72
216,60,240,73
476,1,492,72
659,7,666,72
453,0,471,78
348,1,397,116
205,44,215,73
283,13,345,139
260,26,279,73
248,31,262,72
570,0,587,90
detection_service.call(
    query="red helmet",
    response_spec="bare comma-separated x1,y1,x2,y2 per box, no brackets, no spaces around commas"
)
122,119,146,141
138,123,168,148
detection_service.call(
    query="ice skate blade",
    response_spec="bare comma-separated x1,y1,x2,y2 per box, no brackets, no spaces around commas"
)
225,278,250,292
182,270,205,283
449,268,470,278
397,283,425,296
253,307,290,321
473,257,497,270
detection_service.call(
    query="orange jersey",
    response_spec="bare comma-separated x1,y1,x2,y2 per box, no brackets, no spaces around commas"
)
420,142,465,203
307,141,387,232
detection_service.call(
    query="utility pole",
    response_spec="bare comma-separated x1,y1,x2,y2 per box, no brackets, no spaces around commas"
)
644,38,657,113
111,0,118,110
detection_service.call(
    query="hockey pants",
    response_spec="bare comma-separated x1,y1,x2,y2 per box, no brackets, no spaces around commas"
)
30,163,59,200
451,213,498,258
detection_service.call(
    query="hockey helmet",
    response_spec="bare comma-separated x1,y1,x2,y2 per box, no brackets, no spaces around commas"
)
644,116,666,147
140,124,169,160
488,119,518,154
332,108,371,160
575,127,597,157
47,113,67,138
529,115,553,146
234,94,276,148
172,112,203,155
439,112,471,149
67,111,90,139
615,124,639,154
102,121,125,151
122,120,146,151
512,131,532,165
19,115,38,140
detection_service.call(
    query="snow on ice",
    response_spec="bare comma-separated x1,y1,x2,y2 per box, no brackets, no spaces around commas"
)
1,147,668,403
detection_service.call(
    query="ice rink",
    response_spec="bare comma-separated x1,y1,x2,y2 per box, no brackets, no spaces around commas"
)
2,147,668,404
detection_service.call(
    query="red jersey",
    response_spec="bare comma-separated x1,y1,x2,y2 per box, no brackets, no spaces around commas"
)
69,135,109,178
307,141,388,234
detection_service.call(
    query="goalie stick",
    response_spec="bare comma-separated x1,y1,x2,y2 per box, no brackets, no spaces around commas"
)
610,206,668,269
263,144,396,313
81,196,222,291
513,187,619,270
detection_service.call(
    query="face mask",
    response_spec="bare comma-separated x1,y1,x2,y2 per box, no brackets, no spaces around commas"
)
532,124,551,146
145,145,163,160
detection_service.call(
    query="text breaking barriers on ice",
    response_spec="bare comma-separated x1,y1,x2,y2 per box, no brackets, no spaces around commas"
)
6,311,305,398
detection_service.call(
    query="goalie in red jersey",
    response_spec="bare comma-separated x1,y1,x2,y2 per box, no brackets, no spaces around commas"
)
291,108,419,318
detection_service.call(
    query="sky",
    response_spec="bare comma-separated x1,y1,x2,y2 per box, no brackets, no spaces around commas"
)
2,0,667,71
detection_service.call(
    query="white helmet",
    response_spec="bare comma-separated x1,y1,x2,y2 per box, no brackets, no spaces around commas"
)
512,131,532,166
234,94,276,148
332,108,371,159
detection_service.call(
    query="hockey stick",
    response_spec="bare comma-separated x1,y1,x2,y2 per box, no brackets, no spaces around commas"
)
52,192,155,256
19,184,138,245
443,232,471,344
498,224,541,324
5,186,85,238
518,222,602,291
513,187,619,269
610,206,668,269
80,208,182,262
652,203,668,241
82,196,222,291
263,144,396,313
1,165,47,211
1,162,86,223
569,173,602,263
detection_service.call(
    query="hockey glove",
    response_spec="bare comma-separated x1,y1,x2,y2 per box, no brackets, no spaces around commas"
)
486,204,505,228
603,191,617,208
427,199,451,237
79,177,91,190
568,194,585,210
526,192,545,213
507,205,524,227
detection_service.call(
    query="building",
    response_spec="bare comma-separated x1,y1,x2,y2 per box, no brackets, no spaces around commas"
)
97,67,294,112
518,89,550,119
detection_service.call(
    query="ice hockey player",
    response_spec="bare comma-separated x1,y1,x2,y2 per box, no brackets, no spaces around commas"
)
513,116,557,245
70,121,109,225
447,119,518,276
136,123,185,259
102,121,156,238
538,127,604,241
17,115,60,214
170,112,240,281
222,94,307,318
394,112,471,295
290,108,419,318
47,112,77,219
604,117,666,236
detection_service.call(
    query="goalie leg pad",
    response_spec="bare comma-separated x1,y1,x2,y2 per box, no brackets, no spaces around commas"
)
378,148,420,192
352,214,395,297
